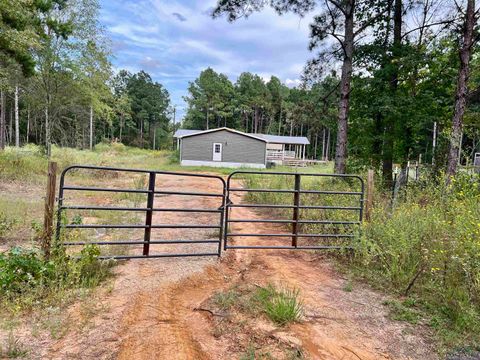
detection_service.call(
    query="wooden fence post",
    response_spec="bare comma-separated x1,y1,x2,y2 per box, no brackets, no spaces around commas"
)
43,161,57,259
365,169,374,222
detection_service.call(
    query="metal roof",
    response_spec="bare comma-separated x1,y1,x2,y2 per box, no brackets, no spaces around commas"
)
249,133,310,145
178,127,267,142
174,128,309,145
174,129,202,137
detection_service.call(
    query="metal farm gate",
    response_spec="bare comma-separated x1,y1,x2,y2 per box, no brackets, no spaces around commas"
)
224,171,364,250
56,166,364,259
56,165,226,259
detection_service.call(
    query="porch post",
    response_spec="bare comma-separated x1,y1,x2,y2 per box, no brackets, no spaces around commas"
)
282,143,285,163
302,144,305,160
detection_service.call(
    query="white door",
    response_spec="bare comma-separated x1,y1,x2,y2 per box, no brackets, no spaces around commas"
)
212,143,222,161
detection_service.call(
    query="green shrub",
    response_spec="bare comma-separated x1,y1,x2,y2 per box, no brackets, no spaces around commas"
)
168,149,180,164
0,245,112,309
0,248,54,294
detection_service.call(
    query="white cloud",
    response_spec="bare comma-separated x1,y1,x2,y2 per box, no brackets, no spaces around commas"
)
285,78,302,87
100,0,318,120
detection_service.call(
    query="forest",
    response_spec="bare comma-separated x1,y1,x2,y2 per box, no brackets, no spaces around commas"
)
0,0,172,156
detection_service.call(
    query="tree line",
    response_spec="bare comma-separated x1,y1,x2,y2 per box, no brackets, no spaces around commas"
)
0,0,172,155
212,0,480,183
183,68,339,161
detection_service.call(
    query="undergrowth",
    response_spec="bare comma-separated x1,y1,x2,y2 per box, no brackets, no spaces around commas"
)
0,244,113,312
352,172,480,349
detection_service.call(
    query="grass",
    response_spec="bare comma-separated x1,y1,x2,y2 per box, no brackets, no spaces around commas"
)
0,333,29,358
212,284,303,326
212,289,240,310
383,299,422,324
253,284,303,326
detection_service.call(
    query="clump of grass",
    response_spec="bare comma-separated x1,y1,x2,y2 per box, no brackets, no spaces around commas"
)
383,299,422,324
212,289,240,310
0,333,29,358
0,212,17,239
254,284,303,326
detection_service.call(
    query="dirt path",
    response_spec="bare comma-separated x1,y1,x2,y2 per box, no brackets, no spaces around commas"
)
40,175,436,360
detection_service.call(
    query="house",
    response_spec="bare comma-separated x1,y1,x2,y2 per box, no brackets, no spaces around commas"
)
173,127,310,168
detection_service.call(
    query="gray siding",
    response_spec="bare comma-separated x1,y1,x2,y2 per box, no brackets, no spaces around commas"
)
181,130,266,164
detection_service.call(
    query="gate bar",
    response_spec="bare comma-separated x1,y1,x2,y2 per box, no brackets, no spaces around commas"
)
228,188,363,195
61,205,222,213
227,233,354,238
64,224,221,229
64,240,220,245
227,219,360,224
228,204,362,210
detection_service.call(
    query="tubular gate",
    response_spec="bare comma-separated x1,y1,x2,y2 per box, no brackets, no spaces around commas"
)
56,165,226,259
224,171,364,250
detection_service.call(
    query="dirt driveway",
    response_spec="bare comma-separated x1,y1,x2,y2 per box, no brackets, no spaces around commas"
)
38,174,436,360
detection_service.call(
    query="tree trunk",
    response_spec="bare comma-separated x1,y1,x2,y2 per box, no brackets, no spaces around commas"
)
9,104,13,145
0,91,5,150
334,0,355,174
45,105,51,157
382,0,402,188
446,0,476,181
322,127,326,160
89,104,94,150
152,124,156,150
206,106,209,130
119,113,124,142
278,102,282,135
326,128,331,161
26,107,30,143
14,84,20,147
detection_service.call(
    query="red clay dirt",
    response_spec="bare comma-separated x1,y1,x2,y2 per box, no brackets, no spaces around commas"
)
35,174,437,359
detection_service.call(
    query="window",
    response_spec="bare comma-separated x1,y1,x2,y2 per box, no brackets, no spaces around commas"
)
214,144,221,153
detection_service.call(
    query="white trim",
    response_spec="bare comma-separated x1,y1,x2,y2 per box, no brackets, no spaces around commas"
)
181,159,266,169
180,127,268,142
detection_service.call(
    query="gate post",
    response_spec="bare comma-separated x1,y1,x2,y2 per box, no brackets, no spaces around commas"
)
43,161,57,259
292,174,301,247
143,172,156,256
365,169,374,222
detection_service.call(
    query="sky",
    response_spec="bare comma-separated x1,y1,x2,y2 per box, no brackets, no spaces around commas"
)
99,0,317,121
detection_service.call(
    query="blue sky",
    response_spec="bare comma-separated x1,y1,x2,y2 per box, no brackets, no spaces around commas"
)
99,0,316,121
